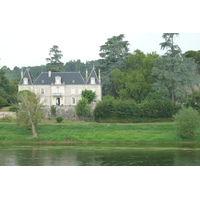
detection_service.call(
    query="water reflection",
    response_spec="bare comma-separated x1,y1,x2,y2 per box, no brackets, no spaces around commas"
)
1,144,200,166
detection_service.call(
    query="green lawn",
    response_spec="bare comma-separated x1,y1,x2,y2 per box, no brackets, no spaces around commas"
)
1,122,200,143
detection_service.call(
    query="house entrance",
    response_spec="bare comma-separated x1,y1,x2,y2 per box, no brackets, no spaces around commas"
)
56,98,60,106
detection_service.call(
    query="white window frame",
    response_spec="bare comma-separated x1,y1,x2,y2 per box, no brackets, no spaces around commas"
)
91,77,95,84
71,88,76,94
41,88,45,95
78,88,82,95
23,77,28,85
72,97,76,104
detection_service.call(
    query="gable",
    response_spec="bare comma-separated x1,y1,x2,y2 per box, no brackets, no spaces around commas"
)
86,69,100,84
18,69,34,85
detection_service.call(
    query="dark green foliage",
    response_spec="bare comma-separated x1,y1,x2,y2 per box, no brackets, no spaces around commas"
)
174,106,200,139
82,90,96,104
46,45,63,72
140,100,180,118
0,97,8,108
56,116,63,123
184,50,200,73
98,34,130,96
76,98,91,119
112,50,159,102
94,98,179,123
9,105,18,112
0,69,18,105
153,33,198,102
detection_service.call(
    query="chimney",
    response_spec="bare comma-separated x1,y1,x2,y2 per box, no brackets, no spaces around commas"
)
48,71,52,77
98,69,101,83
86,69,88,81
21,69,23,79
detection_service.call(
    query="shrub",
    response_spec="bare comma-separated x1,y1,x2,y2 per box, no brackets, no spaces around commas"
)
174,106,200,139
56,116,63,123
76,98,91,119
140,100,179,118
82,90,96,104
0,97,8,108
9,105,18,112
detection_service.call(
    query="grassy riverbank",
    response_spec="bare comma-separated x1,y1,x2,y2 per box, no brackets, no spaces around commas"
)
1,121,200,143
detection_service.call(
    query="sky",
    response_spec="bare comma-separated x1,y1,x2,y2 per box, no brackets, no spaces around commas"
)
0,0,200,69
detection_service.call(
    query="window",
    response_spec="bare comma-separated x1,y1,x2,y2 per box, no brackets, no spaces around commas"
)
56,87,60,93
78,89,81,95
91,77,95,84
41,88,45,94
55,76,61,84
23,77,28,85
72,97,76,104
71,88,75,94
56,98,60,106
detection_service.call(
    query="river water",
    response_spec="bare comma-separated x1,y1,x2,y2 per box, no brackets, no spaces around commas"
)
1,143,200,166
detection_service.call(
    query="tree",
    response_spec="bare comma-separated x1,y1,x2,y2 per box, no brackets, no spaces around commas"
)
98,34,130,96
174,106,200,139
0,69,18,105
81,89,96,104
46,45,63,72
112,50,158,102
153,33,198,102
184,50,200,73
17,90,44,138
75,98,91,120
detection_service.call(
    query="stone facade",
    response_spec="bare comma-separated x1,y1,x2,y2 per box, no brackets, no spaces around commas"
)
18,69,102,107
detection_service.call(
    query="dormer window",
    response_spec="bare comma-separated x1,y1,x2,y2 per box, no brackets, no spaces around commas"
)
23,77,28,85
55,76,61,84
91,77,95,84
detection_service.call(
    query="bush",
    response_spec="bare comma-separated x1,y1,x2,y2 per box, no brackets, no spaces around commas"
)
56,116,63,123
0,97,8,108
9,105,18,112
174,106,200,139
76,98,91,119
140,100,179,118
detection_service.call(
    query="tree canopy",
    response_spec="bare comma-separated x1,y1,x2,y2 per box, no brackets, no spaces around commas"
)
46,45,63,72
17,90,44,138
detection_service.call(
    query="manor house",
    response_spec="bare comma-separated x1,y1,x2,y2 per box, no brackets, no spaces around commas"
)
18,69,102,106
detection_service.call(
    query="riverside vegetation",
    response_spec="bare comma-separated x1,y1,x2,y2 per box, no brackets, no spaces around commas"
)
1,118,200,144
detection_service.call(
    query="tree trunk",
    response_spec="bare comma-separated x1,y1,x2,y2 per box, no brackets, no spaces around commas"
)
31,123,38,138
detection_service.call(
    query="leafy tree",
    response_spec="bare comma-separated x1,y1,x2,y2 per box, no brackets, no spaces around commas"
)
46,45,63,72
16,90,44,138
0,69,18,105
76,98,91,120
81,89,96,104
112,50,158,102
184,50,200,73
174,106,200,139
98,34,130,96
0,96,8,108
153,33,198,102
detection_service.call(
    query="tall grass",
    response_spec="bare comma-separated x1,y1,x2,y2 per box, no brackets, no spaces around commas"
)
1,122,200,143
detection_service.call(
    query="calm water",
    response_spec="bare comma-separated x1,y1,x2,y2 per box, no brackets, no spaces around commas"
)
1,143,200,166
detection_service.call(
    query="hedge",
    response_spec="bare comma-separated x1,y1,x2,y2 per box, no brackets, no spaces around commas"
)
94,99,180,123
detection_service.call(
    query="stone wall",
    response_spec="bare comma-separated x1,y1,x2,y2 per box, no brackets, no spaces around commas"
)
43,105,96,119
0,112,16,119
43,106,77,119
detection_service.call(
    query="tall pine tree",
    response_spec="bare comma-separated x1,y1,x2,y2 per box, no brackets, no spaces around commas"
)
153,33,198,102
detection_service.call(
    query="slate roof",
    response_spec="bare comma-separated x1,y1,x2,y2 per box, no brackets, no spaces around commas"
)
33,72,86,85
86,68,100,84
19,70,100,85
18,69,34,85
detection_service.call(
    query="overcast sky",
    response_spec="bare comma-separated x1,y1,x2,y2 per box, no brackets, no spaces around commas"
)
0,0,200,69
